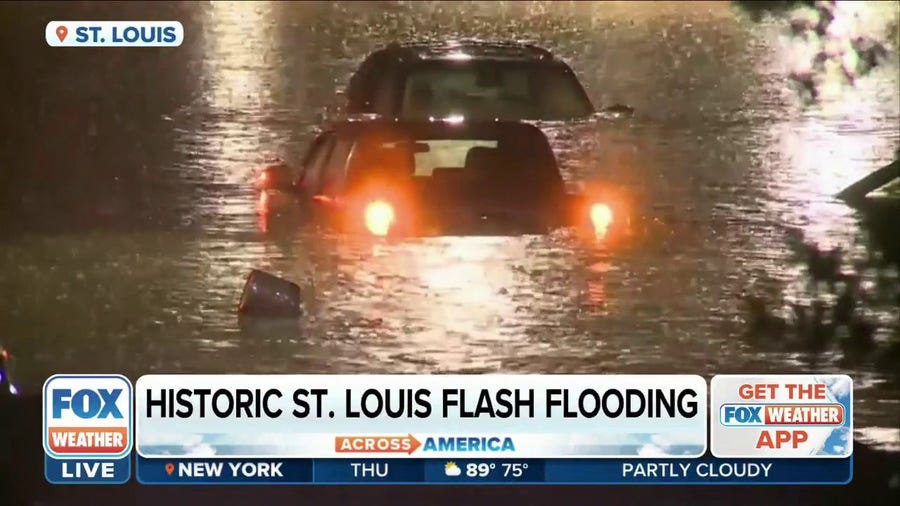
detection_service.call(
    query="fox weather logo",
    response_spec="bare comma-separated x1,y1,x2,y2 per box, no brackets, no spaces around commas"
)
43,374,134,484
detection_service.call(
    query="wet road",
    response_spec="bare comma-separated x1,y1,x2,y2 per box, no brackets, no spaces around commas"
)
1,2,898,449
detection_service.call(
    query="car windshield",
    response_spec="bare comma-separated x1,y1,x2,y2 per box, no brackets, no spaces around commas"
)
410,139,498,176
398,60,594,121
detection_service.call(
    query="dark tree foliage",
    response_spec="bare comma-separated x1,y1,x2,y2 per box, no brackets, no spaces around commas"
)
733,0,893,103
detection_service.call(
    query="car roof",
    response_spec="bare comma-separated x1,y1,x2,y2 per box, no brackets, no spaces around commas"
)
376,39,558,62
323,118,553,144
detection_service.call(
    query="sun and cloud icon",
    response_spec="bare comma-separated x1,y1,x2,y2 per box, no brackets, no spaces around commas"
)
444,461,462,477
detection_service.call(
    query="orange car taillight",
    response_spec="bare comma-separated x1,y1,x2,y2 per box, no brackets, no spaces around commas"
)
363,200,396,237
589,203,614,235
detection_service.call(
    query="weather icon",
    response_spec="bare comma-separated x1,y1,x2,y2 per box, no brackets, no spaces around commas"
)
444,461,461,477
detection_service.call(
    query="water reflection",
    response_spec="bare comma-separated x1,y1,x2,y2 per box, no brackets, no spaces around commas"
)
202,0,279,188
773,114,877,244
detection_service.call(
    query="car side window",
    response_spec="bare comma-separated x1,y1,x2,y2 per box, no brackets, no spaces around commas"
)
347,51,391,113
347,59,375,113
371,69,397,116
299,133,335,195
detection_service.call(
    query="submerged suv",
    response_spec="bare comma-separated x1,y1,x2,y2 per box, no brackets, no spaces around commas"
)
256,119,616,237
340,40,597,122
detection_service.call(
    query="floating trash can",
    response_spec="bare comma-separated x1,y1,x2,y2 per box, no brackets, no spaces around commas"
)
238,269,302,317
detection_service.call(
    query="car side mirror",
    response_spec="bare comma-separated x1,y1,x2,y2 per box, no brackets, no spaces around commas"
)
255,162,296,193
593,104,635,120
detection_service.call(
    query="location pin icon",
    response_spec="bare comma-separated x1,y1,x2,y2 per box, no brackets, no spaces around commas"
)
56,25,68,42
165,463,175,476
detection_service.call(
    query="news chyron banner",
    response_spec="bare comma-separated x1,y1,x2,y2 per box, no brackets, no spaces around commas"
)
132,375,706,484
43,374,853,485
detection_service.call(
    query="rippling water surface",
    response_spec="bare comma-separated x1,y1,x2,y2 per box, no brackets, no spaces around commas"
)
1,1,898,449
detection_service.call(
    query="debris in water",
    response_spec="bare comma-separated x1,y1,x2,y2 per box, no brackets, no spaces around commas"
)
238,269,303,318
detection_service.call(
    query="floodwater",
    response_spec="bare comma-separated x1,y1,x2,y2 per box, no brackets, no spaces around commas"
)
1,2,899,449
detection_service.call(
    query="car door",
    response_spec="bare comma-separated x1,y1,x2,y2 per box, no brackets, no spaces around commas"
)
318,136,354,199
297,132,336,198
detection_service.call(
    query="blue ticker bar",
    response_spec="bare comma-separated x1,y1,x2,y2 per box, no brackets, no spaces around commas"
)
135,456,852,485
46,455,131,485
